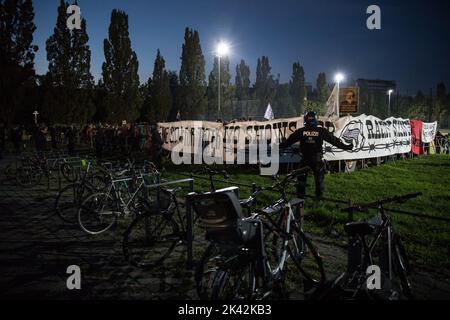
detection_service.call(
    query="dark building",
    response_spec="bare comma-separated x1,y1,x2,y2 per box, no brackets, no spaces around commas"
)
356,79,397,118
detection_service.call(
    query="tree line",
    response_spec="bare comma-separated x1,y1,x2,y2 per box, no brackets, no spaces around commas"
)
1,0,449,127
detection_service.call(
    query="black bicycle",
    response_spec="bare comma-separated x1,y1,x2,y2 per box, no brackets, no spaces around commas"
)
12,152,77,187
122,166,228,270
310,192,422,300
194,167,326,300
54,161,108,223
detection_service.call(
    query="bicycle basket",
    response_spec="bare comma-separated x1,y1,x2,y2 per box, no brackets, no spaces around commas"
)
142,172,160,187
147,188,172,211
237,218,260,246
188,190,245,243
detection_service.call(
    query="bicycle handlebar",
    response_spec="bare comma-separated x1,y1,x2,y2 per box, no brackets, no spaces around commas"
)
248,166,311,201
192,166,229,180
341,192,423,213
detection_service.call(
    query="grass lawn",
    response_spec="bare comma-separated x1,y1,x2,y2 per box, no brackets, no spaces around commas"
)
163,155,450,274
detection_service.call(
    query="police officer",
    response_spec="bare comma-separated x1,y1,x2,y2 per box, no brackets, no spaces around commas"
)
280,111,353,200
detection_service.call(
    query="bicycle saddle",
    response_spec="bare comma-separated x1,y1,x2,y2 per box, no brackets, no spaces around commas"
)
240,197,257,209
344,221,375,237
165,187,182,195
261,198,304,215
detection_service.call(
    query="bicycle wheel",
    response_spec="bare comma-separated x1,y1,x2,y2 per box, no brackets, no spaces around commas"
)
78,192,118,235
89,174,109,191
289,227,326,285
55,183,94,223
123,209,179,270
393,235,414,299
16,165,42,187
260,209,285,271
61,162,78,183
4,163,15,180
195,243,222,300
211,257,257,300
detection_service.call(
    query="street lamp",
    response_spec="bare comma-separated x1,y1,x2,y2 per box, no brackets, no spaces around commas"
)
387,89,394,118
216,41,230,119
334,73,345,117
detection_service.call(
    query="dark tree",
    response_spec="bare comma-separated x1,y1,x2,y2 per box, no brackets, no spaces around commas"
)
141,50,172,123
254,56,275,113
179,28,207,120
0,0,38,125
235,59,251,101
316,72,329,103
434,82,447,124
102,9,141,123
207,55,234,120
291,62,307,115
44,0,70,123
46,0,70,87
44,0,94,124
273,83,295,118
167,71,182,121
407,90,427,120
72,17,94,89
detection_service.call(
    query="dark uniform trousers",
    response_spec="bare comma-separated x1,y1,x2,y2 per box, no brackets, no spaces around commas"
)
281,125,350,201
297,157,326,200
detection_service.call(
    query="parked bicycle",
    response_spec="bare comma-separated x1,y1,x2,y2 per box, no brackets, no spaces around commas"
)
309,192,422,300
54,161,108,224
194,167,326,300
77,162,160,235
12,153,77,187
122,166,224,270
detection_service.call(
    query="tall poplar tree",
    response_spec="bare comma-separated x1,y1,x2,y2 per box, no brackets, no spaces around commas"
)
102,9,141,123
44,0,94,124
179,28,206,120
235,59,251,101
291,62,307,115
254,56,275,113
141,50,172,123
207,55,234,120
316,72,329,103
0,0,38,125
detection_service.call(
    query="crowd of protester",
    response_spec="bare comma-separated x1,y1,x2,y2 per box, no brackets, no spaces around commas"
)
0,122,163,167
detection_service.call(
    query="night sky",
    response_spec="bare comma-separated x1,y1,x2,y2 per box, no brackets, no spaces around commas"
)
33,0,450,95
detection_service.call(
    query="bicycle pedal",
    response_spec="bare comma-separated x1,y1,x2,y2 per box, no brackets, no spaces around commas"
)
254,289,271,300
388,291,400,300
261,291,272,300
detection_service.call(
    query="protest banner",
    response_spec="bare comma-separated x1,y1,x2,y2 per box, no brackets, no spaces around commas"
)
422,122,438,144
158,115,413,163
323,115,411,161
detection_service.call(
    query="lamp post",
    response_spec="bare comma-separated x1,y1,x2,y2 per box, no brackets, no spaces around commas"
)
216,42,229,119
388,89,394,118
334,73,345,118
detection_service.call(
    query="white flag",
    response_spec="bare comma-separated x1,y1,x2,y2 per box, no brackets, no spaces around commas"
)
264,103,274,120
325,85,339,120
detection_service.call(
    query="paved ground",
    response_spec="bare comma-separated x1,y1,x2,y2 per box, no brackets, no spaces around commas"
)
0,155,449,300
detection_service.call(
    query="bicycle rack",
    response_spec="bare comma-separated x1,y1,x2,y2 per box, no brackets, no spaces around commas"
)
55,156,97,192
143,177,195,268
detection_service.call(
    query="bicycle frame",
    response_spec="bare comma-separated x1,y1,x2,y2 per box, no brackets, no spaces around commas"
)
267,201,296,278
343,205,399,300
359,205,394,280
105,170,162,215
104,176,145,215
